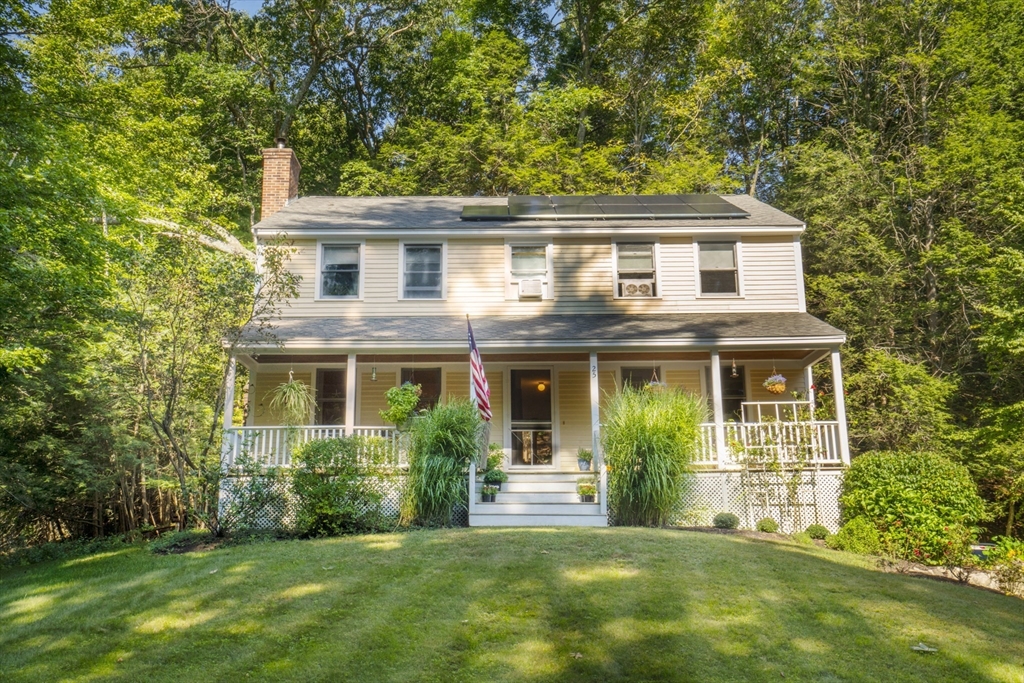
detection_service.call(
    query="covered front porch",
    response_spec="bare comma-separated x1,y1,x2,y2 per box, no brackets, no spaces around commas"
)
222,313,849,527
222,353,850,472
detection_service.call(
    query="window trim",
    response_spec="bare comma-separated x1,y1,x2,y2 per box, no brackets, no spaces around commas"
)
504,240,554,300
315,240,365,301
612,240,662,300
694,240,745,298
398,240,447,301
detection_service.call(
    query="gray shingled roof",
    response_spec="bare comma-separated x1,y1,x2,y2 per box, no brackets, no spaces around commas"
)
253,195,803,235
241,313,844,349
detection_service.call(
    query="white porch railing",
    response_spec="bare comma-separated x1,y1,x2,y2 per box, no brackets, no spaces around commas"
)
223,426,406,469
697,421,843,468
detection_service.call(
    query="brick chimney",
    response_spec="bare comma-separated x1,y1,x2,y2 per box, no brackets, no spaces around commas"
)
261,139,301,220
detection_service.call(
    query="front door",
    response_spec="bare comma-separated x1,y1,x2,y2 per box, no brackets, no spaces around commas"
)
510,369,553,466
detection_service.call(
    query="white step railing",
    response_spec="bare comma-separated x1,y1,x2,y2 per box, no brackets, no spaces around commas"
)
223,425,405,469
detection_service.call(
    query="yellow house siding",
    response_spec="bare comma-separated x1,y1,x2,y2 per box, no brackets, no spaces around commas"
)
665,369,702,394
557,371,592,459
277,235,803,316
446,371,470,401
358,371,395,426
748,367,807,404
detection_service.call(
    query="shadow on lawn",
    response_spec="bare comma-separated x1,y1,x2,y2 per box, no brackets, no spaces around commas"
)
0,529,1021,683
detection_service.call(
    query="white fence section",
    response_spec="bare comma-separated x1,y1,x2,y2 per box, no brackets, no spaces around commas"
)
223,426,406,468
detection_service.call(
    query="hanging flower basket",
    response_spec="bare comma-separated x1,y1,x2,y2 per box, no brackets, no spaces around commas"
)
763,374,787,395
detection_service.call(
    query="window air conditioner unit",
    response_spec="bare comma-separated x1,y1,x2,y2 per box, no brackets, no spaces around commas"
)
518,279,544,299
619,278,656,297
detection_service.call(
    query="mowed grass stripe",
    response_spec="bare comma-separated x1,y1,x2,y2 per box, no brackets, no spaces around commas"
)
0,528,1021,682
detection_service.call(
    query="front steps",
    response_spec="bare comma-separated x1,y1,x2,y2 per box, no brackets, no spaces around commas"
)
470,471,607,527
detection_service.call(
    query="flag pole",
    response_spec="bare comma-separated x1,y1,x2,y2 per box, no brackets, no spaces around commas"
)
467,314,491,468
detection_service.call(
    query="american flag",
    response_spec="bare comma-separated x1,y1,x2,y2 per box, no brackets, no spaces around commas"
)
467,316,491,422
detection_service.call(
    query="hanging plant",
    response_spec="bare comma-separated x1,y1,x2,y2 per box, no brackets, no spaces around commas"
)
763,373,787,395
269,371,316,426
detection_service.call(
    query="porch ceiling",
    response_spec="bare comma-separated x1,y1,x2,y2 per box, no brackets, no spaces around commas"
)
238,313,845,354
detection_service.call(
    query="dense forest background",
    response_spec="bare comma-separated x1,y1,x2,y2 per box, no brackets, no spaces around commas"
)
1,0,1021,546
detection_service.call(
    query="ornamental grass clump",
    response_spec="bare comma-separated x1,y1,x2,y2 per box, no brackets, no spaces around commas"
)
603,386,707,526
402,398,481,526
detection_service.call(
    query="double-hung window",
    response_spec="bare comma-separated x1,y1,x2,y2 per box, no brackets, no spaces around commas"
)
698,242,739,295
508,243,551,299
320,244,360,298
616,243,657,297
402,244,444,299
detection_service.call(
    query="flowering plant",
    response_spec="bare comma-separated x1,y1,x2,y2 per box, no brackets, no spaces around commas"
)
763,374,787,388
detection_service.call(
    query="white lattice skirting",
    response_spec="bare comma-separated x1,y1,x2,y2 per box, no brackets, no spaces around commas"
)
670,469,845,533
219,469,843,533
217,475,470,531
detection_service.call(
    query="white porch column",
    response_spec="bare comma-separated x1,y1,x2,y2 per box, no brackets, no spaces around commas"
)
590,351,601,466
710,349,727,467
223,355,236,430
804,365,815,415
345,354,357,436
830,347,851,464
220,355,237,469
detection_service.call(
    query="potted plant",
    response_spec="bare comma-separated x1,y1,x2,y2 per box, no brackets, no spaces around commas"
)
763,373,787,395
483,468,508,491
577,447,593,471
481,485,498,503
577,477,597,503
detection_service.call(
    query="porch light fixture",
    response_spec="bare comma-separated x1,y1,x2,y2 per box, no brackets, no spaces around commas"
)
537,382,547,392
730,358,739,379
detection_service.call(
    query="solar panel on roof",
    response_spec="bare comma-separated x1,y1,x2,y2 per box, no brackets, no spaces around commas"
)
460,194,750,220
649,204,700,217
460,205,510,220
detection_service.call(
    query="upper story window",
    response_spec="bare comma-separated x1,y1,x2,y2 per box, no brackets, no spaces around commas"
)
507,243,552,299
402,244,444,299
615,243,657,298
698,242,739,295
320,244,360,298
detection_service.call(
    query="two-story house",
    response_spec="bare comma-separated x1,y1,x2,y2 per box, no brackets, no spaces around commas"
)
221,145,849,529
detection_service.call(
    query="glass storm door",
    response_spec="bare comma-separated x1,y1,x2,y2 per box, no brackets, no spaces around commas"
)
510,369,553,466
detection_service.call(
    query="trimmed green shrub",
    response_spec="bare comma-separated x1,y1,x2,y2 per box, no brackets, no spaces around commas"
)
826,517,882,555
840,451,985,564
791,532,814,546
403,398,481,526
805,524,830,540
756,518,779,533
482,468,508,484
713,512,740,529
603,386,707,526
291,436,392,537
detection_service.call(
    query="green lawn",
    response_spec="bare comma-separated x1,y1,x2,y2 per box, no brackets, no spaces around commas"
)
1,528,1021,682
